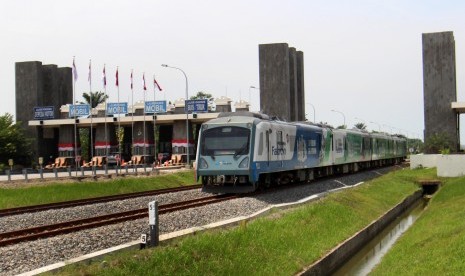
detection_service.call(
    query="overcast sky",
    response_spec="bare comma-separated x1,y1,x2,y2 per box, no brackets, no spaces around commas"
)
1,0,464,141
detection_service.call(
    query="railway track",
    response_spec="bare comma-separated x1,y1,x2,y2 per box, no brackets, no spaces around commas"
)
0,193,238,247
0,184,202,217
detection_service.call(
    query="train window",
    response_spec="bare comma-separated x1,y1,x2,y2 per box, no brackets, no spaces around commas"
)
201,126,250,156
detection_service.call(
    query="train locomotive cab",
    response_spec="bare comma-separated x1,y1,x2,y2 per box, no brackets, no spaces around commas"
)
196,116,258,193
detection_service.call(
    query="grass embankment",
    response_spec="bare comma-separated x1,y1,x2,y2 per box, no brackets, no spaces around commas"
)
0,171,195,209
55,168,434,276
372,174,465,275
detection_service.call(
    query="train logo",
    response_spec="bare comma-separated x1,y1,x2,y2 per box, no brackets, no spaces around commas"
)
297,135,307,162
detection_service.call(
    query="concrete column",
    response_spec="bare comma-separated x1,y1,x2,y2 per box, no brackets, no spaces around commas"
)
296,51,305,121
422,31,459,152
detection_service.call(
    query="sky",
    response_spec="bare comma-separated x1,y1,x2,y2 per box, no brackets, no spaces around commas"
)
1,0,465,142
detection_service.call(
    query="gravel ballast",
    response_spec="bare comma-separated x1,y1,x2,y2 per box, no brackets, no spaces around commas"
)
0,167,396,275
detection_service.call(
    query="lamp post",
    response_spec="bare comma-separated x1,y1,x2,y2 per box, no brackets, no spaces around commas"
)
249,86,259,111
370,121,381,132
331,109,346,128
306,102,316,122
161,64,190,167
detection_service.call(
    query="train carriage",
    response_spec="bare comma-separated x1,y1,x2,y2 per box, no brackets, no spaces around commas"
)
196,112,407,194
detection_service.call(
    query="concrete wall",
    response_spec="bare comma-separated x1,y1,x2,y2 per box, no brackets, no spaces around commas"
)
422,32,459,152
15,61,72,162
259,43,305,122
437,155,465,177
259,43,291,121
410,154,440,169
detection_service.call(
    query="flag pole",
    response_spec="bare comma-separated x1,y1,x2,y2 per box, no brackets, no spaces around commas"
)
131,70,134,165
89,59,94,161
143,73,147,159
116,66,121,170
153,74,157,167
72,57,78,176
103,64,108,161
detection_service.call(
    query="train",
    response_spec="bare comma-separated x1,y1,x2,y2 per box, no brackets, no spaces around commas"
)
195,112,407,193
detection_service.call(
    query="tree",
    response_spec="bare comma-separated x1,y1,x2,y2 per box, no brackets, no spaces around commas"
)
81,91,108,108
336,125,347,129
424,132,454,154
354,123,367,130
190,91,213,100
0,113,32,169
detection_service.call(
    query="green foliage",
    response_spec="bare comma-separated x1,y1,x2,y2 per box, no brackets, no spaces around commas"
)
337,124,347,129
0,113,32,167
373,175,465,274
81,91,108,108
58,168,427,276
354,122,367,130
424,132,454,154
190,91,212,100
0,171,196,209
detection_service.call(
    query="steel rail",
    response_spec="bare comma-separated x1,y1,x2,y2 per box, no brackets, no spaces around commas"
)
0,194,237,247
0,184,202,217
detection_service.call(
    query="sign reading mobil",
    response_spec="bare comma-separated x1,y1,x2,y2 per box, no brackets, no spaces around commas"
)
107,102,128,115
69,104,90,117
145,101,167,114
185,99,208,113
33,106,55,120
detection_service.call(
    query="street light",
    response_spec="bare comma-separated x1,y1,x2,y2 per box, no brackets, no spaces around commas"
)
161,64,190,167
331,109,346,127
306,103,316,122
249,86,259,111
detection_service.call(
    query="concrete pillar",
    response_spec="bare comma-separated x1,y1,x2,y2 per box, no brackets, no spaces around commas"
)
15,61,72,162
172,120,194,164
259,43,305,122
259,43,291,121
296,51,306,121
422,31,459,152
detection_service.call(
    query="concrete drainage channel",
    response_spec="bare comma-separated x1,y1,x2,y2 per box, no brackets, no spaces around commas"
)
19,181,437,276
299,181,440,276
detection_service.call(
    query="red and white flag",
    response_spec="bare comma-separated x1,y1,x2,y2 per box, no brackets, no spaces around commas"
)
153,76,163,91
143,73,147,91
115,67,119,87
130,70,133,90
72,57,78,82
102,65,107,88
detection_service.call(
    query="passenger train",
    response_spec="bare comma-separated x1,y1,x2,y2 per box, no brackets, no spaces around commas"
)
195,112,407,193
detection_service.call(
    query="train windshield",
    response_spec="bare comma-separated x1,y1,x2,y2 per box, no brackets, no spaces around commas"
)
201,126,250,156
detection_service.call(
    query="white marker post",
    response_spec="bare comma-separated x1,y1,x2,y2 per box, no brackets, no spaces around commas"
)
148,201,159,247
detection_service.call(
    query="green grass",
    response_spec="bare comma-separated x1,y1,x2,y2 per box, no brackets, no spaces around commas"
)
55,168,432,276
372,174,465,275
0,171,196,209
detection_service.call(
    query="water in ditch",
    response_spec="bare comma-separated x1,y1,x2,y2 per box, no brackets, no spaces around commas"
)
333,199,426,276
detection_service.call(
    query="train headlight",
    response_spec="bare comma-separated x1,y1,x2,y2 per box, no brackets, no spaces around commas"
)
239,157,249,168
199,158,208,169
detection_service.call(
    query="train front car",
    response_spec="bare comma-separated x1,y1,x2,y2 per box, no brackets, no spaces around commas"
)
196,115,259,193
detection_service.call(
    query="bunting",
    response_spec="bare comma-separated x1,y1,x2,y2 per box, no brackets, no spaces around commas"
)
72,58,78,82
116,67,119,87
153,76,163,91
102,65,107,88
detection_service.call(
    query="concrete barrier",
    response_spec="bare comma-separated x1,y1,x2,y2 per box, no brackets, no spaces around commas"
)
410,154,440,169
298,190,423,276
437,155,465,177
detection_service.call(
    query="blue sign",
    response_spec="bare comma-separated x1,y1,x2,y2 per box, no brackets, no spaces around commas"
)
185,99,208,113
107,102,128,115
69,104,90,117
145,101,167,114
33,106,55,120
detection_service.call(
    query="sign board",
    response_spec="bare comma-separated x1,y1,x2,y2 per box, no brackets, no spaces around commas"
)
33,106,55,120
145,101,167,114
8,159,13,166
38,157,43,165
107,102,128,115
185,99,208,113
75,155,81,163
69,104,90,117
